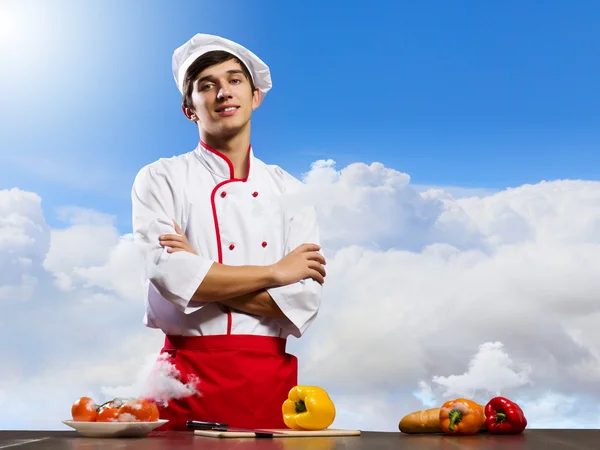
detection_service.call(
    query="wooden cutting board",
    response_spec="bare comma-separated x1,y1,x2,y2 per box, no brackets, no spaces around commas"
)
195,428,361,438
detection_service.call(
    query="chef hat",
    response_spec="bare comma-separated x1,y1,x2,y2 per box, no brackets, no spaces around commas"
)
172,33,272,96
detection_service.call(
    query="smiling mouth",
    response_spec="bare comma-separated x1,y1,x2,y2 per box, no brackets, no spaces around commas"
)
215,106,239,112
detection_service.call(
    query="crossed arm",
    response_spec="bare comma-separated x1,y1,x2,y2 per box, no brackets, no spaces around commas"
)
131,165,325,337
159,221,326,319
220,290,284,318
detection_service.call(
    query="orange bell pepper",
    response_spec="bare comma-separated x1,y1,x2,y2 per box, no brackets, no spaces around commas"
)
439,398,484,436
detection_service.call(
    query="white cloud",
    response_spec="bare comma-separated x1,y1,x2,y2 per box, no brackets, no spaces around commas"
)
2,159,600,432
291,159,486,253
42,207,129,293
0,274,37,301
415,342,533,405
73,234,144,302
0,189,49,302
413,183,500,199
290,160,600,431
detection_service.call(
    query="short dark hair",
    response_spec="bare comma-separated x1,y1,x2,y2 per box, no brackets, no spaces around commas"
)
182,50,256,109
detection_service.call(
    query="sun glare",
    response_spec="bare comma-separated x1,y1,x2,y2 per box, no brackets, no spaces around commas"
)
0,1,54,54
0,1,56,87
0,1,35,48
0,7,21,43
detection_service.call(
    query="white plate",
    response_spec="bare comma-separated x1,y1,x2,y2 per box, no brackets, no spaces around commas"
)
62,419,169,438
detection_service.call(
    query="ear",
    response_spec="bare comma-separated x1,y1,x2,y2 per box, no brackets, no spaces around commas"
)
251,88,262,111
182,104,198,122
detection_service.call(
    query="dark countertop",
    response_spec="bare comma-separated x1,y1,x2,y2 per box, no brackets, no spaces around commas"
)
1,429,599,450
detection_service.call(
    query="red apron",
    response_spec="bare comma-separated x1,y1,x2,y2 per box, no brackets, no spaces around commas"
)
151,333,298,431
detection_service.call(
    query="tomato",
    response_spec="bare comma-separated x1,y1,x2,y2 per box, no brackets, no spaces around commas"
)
71,397,98,422
118,399,160,422
97,406,120,422
147,401,160,422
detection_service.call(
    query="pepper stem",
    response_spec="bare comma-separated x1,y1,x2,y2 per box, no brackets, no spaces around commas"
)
495,412,507,423
448,410,463,431
295,400,307,414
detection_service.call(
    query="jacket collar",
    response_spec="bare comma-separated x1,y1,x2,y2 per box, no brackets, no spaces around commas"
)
194,140,254,181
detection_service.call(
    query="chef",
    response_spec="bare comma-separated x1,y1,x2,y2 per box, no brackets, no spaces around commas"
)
131,33,326,431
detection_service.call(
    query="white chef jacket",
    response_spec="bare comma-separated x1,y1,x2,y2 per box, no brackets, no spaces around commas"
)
131,142,322,339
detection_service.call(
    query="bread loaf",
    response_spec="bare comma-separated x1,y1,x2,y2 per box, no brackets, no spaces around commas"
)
398,408,442,433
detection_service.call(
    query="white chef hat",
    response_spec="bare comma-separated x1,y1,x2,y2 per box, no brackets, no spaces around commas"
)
172,33,272,97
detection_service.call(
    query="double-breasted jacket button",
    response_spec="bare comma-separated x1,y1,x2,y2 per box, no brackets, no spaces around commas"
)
229,243,235,250
252,191,258,197
221,191,227,198
262,241,267,248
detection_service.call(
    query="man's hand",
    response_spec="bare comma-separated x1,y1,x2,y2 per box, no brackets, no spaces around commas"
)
271,243,326,285
159,221,197,255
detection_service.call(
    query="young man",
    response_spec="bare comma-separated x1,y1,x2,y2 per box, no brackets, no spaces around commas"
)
131,33,326,431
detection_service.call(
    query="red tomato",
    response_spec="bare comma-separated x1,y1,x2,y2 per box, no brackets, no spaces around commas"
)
71,397,98,422
97,406,120,422
147,401,160,422
118,399,160,422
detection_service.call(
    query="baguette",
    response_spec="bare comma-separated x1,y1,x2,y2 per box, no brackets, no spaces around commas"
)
399,408,442,433
399,403,487,434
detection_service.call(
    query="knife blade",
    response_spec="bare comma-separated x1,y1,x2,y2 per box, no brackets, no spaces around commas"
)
187,420,229,429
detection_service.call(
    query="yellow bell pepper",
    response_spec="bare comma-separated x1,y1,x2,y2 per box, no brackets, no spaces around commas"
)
282,386,336,430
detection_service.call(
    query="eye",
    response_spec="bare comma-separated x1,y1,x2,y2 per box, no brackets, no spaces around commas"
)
200,83,214,91
231,78,242,84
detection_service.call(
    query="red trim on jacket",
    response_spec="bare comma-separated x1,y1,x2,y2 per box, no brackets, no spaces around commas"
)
202,140,251,335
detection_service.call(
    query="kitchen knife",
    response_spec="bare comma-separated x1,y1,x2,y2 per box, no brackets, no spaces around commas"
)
186,420,285,438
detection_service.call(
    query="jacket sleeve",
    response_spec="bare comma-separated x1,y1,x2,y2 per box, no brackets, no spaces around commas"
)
131,164,214,314
266,181,323,338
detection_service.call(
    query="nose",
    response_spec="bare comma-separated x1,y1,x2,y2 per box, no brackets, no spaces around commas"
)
217,85,232,100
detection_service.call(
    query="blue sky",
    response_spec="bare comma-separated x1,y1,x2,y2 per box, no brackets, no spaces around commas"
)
1,0,599,234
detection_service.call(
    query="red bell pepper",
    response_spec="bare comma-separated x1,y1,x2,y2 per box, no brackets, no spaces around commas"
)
484,397,527,434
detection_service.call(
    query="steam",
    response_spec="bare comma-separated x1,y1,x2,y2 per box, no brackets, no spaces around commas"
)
140,353,201,407
101,353,200,407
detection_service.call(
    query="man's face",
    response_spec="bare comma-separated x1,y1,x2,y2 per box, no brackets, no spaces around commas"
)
186,59,261,137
